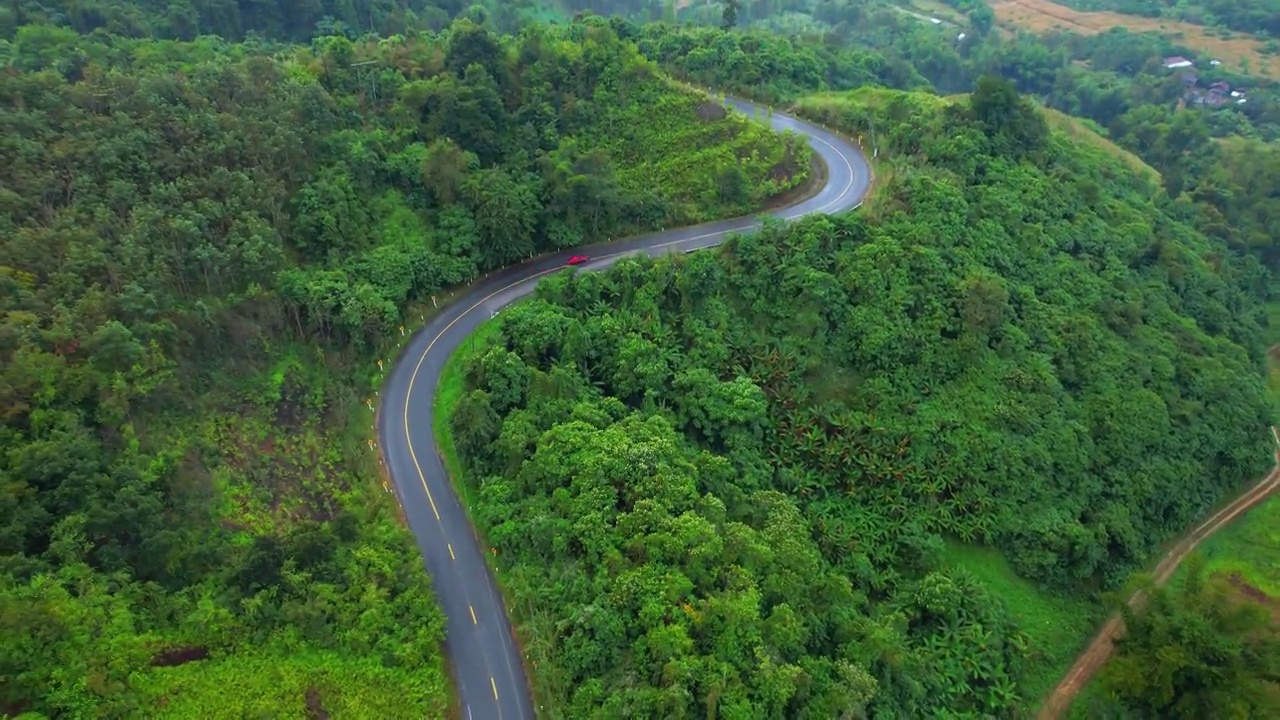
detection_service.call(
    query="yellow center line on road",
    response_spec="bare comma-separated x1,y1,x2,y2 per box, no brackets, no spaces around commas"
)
389,104,866,720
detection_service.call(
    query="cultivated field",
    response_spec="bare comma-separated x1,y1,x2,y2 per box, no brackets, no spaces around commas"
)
991,0,1279,79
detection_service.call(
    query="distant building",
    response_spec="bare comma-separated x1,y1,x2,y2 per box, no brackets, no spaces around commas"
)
1194,92,1230,107
1210,59,1222,66
1163,56,1194,69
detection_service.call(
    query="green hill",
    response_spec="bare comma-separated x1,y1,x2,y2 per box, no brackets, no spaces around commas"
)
0,18,809,717
442,80,1275,716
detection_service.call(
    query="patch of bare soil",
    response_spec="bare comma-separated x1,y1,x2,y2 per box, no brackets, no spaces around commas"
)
695,101,728,122
151,645,209,667
304,687,329,720
1228,573,1275,605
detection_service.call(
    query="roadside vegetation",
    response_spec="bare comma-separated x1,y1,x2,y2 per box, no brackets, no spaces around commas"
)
1064,472,1280,718
7,0,1280,716
1101,563,1280,718
0,16,810,716
443,79,1275,716
940,543,1102,702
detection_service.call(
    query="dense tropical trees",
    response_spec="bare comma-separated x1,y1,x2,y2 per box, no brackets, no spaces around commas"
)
448,83,1275,716
0,15,812,715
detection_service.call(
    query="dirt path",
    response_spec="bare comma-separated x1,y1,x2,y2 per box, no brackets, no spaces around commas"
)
1038,449,1280,719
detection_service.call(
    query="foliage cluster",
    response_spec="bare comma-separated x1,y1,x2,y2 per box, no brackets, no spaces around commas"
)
0,16,809,715
447,81,1275,716
1095,560,1280,718
1,0,475,42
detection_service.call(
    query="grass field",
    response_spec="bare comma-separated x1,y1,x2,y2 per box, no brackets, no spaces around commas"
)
1192,482,1280,601
1039,107,1162,185
990,0,1279,79
941,543,1104,712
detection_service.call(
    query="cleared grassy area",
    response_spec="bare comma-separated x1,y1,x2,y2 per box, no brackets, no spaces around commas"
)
941,542,1103,712
133,650,449,719
990,0,1279,79
1191,492,1280,599
1040,107,1161,185
798,86,953,113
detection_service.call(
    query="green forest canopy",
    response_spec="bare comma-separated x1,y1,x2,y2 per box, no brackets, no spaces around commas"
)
605,6,1280,282
0,17,812,717
6,0,1280,714
446,82,1276,717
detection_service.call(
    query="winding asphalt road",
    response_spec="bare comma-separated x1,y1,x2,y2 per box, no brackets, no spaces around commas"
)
376,96,872,720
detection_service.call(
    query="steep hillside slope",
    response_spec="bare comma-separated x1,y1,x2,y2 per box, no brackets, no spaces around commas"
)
442,80,1275,716
0,18,810,716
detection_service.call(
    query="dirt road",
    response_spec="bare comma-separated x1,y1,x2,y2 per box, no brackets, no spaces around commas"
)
1037,455,1280,718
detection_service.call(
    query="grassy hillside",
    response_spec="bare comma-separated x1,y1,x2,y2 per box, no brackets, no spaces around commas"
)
438,78,1274,716
1039,107,1162,185
796,88,1161,188
0,18,810,716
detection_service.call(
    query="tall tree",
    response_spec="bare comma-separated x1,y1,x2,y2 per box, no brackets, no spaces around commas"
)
720,0,740,30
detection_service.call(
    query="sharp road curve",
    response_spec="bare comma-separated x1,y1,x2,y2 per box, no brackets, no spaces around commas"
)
376,96,872,719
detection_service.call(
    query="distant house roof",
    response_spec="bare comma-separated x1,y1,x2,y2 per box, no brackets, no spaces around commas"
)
1163,56,1194,68
1210,60,1222,66
1210,80,1230,91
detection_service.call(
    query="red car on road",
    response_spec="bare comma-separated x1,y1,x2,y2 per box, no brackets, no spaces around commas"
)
567,255,589,266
